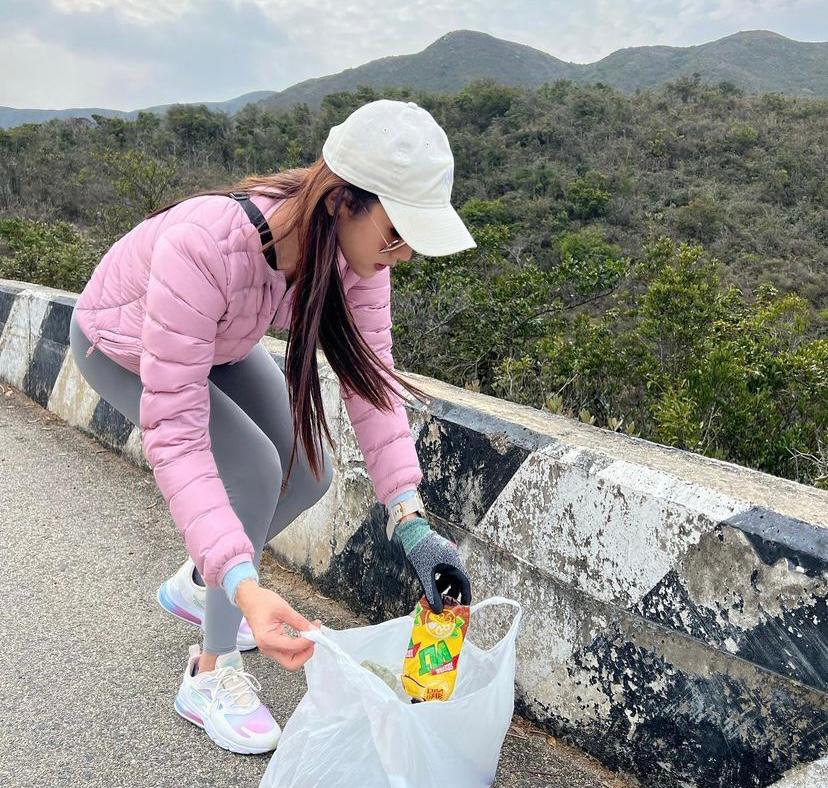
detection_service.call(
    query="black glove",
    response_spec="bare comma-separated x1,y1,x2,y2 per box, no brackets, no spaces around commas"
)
395,516,472,613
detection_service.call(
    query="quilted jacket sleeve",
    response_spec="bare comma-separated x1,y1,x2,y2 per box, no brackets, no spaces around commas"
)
139,222,255,587
341,266,423,506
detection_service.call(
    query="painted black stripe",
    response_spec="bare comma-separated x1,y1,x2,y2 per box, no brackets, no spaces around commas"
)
90,398,135,449
413,411,531,528
550,615,827,787
723,506,827,568
634,557,827,692
39,297,74,342
22,301,71,407
0,286,22,329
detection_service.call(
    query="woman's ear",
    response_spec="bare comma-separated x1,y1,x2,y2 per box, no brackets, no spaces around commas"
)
325,188,345,217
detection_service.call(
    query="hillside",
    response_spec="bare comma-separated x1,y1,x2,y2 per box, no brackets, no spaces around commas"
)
258,31,574,110
579,30,828,95
2,29,826,128
0,90,278,129
2,80,826,487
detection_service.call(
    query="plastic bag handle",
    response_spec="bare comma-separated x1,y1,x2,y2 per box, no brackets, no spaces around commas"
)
300,626,358,667
468,596,523,650
301,596,523,664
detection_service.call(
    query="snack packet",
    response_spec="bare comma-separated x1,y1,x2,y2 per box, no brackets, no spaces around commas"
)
402,594,470,703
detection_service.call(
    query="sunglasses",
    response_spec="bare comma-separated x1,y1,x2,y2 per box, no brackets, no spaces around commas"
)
364,206,408,254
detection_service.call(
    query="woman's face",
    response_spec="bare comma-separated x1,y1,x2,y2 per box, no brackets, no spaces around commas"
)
327,194,414,279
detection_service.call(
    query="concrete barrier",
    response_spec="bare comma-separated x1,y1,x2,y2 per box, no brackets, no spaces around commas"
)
2,279,826,788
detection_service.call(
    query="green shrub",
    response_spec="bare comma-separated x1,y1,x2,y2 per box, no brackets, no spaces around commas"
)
0,218,104,293
565,172,611,219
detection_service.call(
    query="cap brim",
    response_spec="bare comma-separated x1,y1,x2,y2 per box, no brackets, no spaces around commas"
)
377,195,477,257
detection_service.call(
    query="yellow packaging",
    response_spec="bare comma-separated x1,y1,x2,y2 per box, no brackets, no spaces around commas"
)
402,595,470,703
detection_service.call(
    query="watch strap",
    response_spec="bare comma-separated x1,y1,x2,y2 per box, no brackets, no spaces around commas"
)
386,491,426,541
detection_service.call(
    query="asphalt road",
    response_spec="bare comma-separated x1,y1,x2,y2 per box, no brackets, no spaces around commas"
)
0,385,632,788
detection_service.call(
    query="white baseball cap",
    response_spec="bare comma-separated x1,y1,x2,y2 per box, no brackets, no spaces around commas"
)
322,99,477,257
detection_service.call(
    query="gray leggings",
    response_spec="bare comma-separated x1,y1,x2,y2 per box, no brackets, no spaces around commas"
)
69,309,333,655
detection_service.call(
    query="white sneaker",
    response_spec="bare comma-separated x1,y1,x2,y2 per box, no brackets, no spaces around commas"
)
157,558,257,651
174,644,281,754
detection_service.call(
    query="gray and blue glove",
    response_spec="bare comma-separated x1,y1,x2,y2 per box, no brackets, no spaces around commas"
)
395,516,472,613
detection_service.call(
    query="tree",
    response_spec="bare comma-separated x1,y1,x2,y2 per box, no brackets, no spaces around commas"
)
92,148,178,235
454,80,521,132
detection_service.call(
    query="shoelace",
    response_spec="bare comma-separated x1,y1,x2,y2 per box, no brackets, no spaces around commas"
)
207,666,262,715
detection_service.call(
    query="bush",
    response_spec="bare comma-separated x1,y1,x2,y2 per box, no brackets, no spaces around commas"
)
555,228,629,296
671,194,725,243
0,218,104,293
726,123,759,153
565,172,611,219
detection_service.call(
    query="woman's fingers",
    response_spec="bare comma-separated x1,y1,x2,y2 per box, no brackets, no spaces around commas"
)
262,629,316,654
260,636,315,670
277,643,315,671
247,590,324,669
277,601,316,633
258,618,320,669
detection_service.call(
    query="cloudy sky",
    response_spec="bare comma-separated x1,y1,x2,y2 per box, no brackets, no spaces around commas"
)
2,0,826,110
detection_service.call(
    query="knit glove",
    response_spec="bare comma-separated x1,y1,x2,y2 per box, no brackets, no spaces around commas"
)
395,516,472,613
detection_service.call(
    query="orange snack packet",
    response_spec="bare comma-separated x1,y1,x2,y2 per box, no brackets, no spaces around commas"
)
402,594,470,703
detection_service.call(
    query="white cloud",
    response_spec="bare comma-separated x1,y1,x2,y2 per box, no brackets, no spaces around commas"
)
244,0,495,73
49,0,194,25
1,0,825,109
678,0,818,22
0,30,155,109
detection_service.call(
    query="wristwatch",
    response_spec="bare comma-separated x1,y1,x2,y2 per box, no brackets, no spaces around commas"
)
386,490,426,541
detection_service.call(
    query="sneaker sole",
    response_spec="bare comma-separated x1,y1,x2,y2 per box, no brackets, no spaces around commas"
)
174,693,279,755
157,583,202,625
157,583,258,652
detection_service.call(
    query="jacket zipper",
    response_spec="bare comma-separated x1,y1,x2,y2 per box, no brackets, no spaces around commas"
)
85,336,102,358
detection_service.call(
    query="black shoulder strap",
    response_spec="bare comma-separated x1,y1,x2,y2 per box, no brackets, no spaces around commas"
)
228,191,278,272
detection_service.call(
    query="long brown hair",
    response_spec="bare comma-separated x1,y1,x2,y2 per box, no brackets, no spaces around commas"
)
145,158,432,485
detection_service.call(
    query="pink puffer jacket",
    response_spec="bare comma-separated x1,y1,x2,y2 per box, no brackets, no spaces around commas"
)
74,192,422,587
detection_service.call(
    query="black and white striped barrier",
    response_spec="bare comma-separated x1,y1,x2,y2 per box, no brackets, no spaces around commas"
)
2,278,826,787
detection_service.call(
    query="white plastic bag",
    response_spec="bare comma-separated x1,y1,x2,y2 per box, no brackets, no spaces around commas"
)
260,596,523,788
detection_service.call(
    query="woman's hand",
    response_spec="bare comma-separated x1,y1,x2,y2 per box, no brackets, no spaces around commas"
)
235,581,321,671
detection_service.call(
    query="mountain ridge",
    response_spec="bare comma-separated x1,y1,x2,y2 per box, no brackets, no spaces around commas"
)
2,29,825,128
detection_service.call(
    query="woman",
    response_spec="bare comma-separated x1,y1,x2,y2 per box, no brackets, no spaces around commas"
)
69,99,475,754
